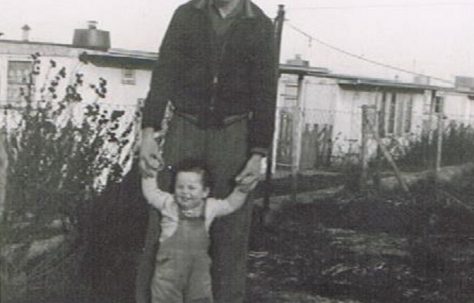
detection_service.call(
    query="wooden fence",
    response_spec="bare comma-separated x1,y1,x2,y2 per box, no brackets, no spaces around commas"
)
275,110,333,171
300,123,333,170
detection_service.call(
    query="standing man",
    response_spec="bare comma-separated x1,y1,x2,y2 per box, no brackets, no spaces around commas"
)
136,0,276,302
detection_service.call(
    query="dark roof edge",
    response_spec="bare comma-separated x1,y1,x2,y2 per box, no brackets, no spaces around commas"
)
0,39,76,48
279,63,474,95
0,39,158,60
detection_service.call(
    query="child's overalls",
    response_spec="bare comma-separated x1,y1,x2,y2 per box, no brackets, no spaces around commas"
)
151,210,213,303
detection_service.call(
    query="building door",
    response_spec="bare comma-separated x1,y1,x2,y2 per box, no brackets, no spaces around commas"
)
276,111,293,169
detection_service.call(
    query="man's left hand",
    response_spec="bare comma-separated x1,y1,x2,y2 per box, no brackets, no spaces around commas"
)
235,154,264,188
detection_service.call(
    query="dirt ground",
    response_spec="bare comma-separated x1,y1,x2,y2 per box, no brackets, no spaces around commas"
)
246,184,474,303
6,170,474,303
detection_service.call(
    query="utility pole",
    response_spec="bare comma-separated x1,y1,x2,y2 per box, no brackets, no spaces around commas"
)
273,5,285,60
262,4,285,217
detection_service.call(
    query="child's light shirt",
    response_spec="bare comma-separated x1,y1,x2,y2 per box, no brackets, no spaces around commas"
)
142,178,238,242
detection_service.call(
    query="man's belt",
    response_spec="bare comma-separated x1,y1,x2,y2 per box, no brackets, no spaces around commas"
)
174,111,250,129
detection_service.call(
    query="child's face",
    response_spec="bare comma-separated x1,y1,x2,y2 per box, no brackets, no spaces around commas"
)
175,171,210,210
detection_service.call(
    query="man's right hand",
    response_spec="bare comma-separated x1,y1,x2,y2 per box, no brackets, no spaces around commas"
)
139,128,161,178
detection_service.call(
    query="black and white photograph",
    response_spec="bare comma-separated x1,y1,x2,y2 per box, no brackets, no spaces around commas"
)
1,1,474,302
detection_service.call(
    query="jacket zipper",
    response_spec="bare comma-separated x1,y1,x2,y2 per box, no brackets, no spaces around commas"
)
209,18,242,112
210,75,219,111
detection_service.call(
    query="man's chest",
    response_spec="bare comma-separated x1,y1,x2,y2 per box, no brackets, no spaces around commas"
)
179,17,257,57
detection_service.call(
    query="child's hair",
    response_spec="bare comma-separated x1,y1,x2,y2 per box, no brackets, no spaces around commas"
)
171,158,213,189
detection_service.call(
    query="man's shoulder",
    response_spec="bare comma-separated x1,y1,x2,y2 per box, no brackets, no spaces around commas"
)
170,0,200,18
176,0,203,12
173,1,272,25
249,2,269,19
247,2,273,32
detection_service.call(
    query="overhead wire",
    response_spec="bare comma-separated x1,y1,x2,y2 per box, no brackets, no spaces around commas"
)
285,22,455,85
287,2,474,11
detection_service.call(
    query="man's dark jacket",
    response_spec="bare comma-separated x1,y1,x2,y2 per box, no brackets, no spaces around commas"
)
142,0,277,151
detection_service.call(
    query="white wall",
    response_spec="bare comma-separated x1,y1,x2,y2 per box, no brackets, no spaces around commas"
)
0,43,153,177
332,89,379,157
0,42,152,108
443,92,473,125
79,64,151,107
301,76,338,126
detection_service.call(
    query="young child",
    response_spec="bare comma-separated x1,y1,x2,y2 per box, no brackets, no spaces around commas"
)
141,158,257,303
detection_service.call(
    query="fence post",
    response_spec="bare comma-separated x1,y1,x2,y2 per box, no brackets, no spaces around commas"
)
435,95,444,185
291,74,304,202
426,90,436,168
364,108,409,193
360,105,370,191
373,98,384,191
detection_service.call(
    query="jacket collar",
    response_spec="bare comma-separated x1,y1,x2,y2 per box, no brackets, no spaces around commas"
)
191,0,256,18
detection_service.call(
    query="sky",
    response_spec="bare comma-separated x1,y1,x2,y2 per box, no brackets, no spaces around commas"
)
2,0,474,84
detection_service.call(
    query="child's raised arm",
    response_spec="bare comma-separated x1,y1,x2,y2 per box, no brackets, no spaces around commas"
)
142,176,171,211
211,180,258,217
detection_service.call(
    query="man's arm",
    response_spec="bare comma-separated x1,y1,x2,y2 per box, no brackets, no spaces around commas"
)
139,128,160,177
249,17,277,153
142,7,185,131
236,17,277,185
140,7,185,176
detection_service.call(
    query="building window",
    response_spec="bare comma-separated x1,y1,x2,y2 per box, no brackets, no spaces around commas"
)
396,94,405,135
381,92,413,136
433,96,443,113
137,98,145,108
122,69,136,85
7,61,32,105
283,83,298,101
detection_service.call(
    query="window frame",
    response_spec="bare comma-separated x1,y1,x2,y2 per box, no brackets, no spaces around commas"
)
121,68,136,85
6,60,34,106
380,91,414,137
